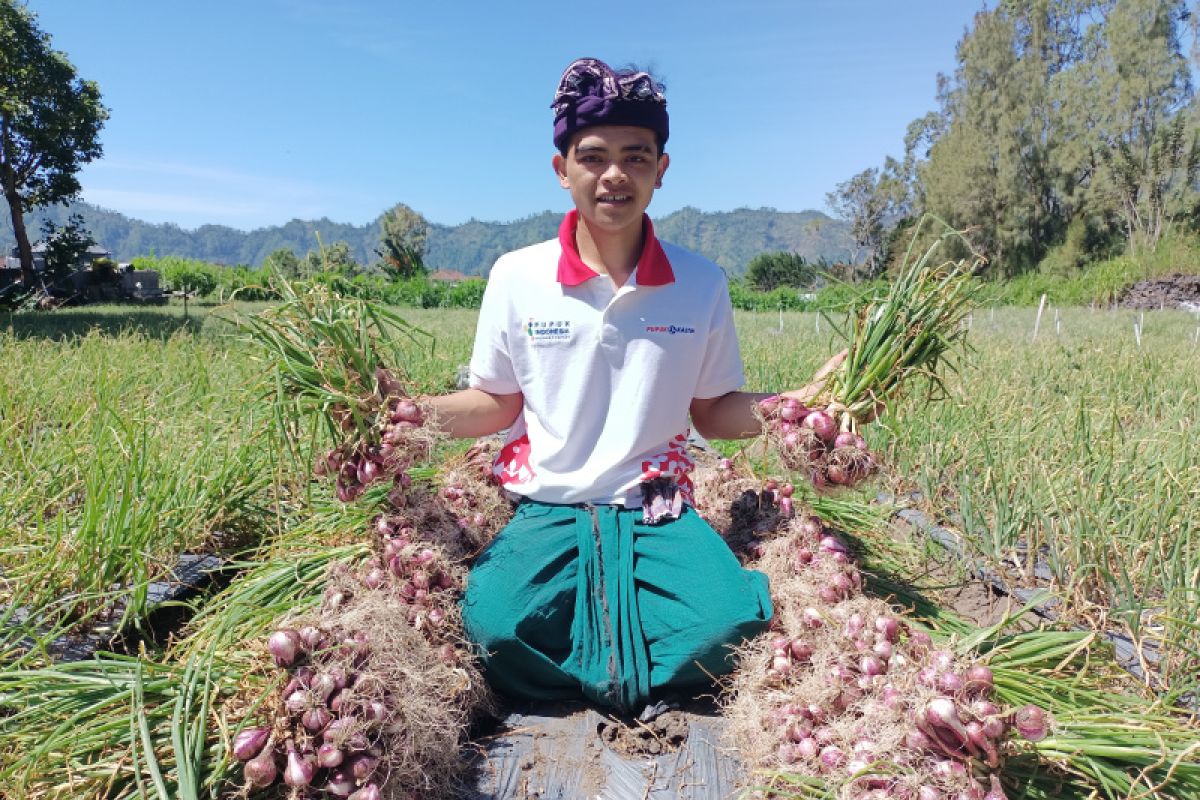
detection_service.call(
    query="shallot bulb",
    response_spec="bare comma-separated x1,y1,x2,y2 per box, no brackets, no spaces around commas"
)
326,768,356,797
803,410,837,443
964,664,995,697
818,744,846,770
317,742,344,768
283,745,316,787
267,629,303,667
1013,704,1050,742
231,727,270,761
244,747,277,787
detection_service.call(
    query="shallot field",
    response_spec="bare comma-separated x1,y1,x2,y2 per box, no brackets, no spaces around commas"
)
0,301,1197,799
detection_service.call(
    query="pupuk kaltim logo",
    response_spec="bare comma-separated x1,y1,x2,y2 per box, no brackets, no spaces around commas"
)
645,324,696,335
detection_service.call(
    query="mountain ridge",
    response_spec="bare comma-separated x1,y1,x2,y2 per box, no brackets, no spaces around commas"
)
2,200,853,277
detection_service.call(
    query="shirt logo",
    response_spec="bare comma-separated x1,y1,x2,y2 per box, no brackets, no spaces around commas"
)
645,324,696,335
526,317,572,343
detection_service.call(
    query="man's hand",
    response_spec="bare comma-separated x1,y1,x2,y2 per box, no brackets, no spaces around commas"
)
427,388,523,438
780,349,846,406
690,350,851,441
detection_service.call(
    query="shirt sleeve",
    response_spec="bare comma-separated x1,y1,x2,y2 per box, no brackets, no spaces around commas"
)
693,278,745,399
468,258,522,395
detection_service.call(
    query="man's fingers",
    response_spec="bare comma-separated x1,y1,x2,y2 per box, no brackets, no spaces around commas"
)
812,349,847,383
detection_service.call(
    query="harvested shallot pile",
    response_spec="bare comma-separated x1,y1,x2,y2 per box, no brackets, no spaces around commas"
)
233,584,487,799
225,457,505,797
723,519,1043,800
688,455,1036,798
226,279,515,797
690,452,1200,799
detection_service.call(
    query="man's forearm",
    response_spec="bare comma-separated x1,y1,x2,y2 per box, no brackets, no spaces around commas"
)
689,391,774,441
427,388,523,439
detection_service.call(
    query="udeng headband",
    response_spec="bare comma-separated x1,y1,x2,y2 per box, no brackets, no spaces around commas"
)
551,57,669,151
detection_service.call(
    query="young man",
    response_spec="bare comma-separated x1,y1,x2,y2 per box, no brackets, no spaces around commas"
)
430,57,841,712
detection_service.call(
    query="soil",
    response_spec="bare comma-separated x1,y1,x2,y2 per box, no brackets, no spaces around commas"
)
886,515,1031,631
596,709,691,757
1116,273,1200,310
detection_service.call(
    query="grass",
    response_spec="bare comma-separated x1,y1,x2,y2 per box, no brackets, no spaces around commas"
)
0,308,283,652
878,306,1200,702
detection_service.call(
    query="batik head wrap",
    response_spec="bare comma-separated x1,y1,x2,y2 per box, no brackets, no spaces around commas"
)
551,57,669,152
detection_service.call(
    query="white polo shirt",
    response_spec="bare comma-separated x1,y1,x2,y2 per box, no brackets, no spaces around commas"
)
468,210,745,506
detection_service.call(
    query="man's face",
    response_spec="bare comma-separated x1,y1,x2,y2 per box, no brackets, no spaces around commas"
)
552,125,669,235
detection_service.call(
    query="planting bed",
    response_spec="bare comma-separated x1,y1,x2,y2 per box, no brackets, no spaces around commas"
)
3,296,1200,800
463,699,739,799
1,553,225,661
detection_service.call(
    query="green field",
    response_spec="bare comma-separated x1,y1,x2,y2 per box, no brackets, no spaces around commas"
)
1,301,1198,797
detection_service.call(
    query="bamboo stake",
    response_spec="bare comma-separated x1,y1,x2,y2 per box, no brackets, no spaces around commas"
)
1032,294,1047,342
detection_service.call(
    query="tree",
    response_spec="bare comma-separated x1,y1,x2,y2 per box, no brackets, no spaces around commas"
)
303,240,359,276
745,251,817,292
1093,0,1196,253
0,1,108,287
826,166,902,277
263,247,303,278
39,212,94,286
375,203,428,279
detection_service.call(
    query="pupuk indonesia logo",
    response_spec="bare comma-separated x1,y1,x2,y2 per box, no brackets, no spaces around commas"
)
526,317,572,342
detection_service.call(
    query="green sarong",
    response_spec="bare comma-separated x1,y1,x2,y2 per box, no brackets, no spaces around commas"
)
461,501,773,712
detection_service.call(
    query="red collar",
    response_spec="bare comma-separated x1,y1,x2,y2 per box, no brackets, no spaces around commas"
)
556,210,675,287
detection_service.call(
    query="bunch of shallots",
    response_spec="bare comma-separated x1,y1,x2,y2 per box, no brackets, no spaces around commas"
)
758,396,877,489
314,388,435,502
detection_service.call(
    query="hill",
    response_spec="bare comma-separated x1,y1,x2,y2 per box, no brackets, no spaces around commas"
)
1,200,852,277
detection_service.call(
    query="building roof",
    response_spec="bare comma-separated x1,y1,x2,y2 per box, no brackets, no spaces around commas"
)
428,269,469,282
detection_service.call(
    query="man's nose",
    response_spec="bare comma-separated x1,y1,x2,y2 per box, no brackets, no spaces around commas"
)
601,162,627,182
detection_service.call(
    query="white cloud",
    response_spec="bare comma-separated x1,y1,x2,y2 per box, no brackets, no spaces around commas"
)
78,158,337,230
82,189,270,224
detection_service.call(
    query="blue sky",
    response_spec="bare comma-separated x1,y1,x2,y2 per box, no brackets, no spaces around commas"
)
25,1,984,231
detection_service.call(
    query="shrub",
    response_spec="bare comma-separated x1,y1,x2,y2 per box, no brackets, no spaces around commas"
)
140,256,220,297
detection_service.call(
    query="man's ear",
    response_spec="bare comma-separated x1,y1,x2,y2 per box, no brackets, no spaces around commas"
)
552,153,569,188
655,152,670,188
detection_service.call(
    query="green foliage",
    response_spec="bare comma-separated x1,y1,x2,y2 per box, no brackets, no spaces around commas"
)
262,247,301,278
38,212,95,285
854,0,1198,278
727,278,889,313
0,0,108,284
137,256,218,297
977,230,1200,305
375,203,428,279
745,251,817,291
826,165,905,276
302,240,360,277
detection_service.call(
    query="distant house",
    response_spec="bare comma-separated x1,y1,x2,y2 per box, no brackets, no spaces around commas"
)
5,242,112,272
428,269,470,284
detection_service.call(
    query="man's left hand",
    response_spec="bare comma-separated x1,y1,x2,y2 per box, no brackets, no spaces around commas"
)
780,349,846,406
